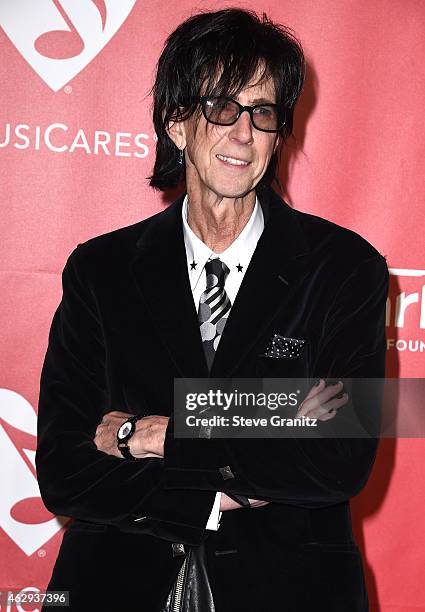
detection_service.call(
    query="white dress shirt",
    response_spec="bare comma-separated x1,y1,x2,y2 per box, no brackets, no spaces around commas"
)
181,194,265,530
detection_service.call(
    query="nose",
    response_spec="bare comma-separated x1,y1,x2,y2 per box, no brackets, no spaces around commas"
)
228,109,254,145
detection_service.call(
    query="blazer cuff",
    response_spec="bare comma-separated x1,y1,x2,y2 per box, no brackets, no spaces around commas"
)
163,418,252,495
114,483,217,546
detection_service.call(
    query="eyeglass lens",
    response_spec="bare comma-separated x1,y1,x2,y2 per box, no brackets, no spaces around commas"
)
203,98,281,131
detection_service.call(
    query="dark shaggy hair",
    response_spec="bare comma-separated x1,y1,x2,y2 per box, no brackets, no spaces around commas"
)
148,8,305,192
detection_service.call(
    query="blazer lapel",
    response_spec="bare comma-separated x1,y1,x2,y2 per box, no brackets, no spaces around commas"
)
210,188,310,377
130,194,209,378
130,188,310,380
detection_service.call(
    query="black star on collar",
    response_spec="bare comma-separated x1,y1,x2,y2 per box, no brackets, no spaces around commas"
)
190,261,197,270
236,263,243,272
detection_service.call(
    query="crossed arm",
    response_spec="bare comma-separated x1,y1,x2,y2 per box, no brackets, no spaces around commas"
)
93,379,348,512
36,246,388,545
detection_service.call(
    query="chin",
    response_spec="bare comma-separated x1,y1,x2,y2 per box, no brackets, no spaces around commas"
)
209,180,255,200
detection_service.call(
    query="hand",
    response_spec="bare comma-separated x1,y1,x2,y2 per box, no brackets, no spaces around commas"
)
219,493,269,511
94,411,169,459
130,415,169,458
296,379,349,421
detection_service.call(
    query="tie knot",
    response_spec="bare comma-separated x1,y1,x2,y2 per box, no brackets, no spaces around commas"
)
205,258,229,289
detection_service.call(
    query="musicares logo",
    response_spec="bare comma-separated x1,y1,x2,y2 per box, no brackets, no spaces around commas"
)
0,389,68,556
387,268,425,354
0,0,137,92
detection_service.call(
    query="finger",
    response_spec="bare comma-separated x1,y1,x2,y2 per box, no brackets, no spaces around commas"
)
321,392,349,412
94,425,105,439
299,379,342,416
316,381,345,405
298,381,344,416
297,387,348,418
297,404,328,420
297,390,326,418
302,379,325,403
96,419,109,428
301,393,349,420
104,411,134,419
100,413,133,429
318,409,337,421
298,379,324,416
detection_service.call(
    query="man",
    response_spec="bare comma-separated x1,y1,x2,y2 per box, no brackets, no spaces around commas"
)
36,8,388,611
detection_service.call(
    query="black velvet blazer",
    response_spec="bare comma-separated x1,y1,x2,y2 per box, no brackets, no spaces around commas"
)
36,187,389,612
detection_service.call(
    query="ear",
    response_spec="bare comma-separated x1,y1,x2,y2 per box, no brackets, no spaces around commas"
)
166,116,187,151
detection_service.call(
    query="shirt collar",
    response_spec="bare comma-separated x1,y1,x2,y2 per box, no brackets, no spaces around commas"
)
182,194,264,289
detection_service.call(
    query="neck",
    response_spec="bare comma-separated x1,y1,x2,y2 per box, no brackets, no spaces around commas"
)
186,186,256,254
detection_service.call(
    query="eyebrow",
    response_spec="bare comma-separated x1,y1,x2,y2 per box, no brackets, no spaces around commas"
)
245,97,276,105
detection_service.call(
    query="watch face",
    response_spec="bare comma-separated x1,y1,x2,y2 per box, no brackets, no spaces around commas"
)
117,421,133,440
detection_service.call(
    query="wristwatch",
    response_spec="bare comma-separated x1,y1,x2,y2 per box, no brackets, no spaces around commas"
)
116,414,147,460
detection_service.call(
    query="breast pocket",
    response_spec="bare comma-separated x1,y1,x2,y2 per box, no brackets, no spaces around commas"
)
256,334,311,378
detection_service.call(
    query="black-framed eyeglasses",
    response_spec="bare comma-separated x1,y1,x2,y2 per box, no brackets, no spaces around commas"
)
197,96,285,133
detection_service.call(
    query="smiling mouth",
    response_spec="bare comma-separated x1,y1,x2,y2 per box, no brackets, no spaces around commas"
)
216,154,251,166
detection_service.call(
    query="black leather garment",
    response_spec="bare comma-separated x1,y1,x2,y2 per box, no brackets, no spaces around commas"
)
161,542,215,611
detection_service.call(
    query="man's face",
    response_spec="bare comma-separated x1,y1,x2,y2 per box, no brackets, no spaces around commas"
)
180,74,280,200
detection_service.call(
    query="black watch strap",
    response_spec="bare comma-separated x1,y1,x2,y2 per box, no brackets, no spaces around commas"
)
117,414,148,461
117,441,142,461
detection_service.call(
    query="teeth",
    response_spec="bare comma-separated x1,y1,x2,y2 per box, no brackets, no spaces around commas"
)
216,154,249,166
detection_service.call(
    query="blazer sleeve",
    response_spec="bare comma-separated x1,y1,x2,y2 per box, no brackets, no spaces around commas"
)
163,253,389,508
36,246,216,545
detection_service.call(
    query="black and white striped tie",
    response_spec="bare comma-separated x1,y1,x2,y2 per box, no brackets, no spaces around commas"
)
198,258,231,370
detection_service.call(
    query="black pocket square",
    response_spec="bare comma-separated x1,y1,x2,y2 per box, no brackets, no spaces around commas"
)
261,334,307,359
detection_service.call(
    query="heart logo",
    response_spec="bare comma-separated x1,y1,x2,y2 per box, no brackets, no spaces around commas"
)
0,388,69,556
0,0,137,92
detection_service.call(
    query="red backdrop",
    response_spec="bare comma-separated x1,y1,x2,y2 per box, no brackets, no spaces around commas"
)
1,1,424,610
